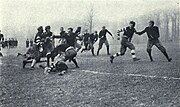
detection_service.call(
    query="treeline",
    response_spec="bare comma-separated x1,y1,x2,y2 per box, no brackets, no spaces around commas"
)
134,9,180,43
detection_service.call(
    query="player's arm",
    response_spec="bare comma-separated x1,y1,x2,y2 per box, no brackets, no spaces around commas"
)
155,26,160,37
136,28,146,35
53,35,61,39
98,31,102,38
117,28,126,33
106,30,114,39
117,28,125,40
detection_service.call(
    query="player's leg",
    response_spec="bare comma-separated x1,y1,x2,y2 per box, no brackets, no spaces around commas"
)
104,39,110,55
110,45,127,63
89,41,95,55
75,42,81,52
65,48,79,68
81,42,88,53
71,58,79,68
126,42,140,61
147,40,154,61
155,39,172,62
23,59,32,68
29,52,42,69
97,39,104,55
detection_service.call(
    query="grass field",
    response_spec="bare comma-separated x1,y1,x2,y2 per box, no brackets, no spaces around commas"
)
0,42,180,107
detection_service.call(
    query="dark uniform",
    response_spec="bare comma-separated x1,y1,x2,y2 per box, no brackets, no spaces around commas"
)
34,26,44,43
81,32,90,52
0,33,4,42
0,33,4,48
4,39,8,48
30,39,33,47
110,21,140,63
22,44,42,68
136,26,171,61
53,31,67,44
26,39,29,48
15,39,18,47
0,33,4,56
89,33,98,55
97,29,113,55
34,32,44,43
119,26,136,55
42,31,54,56
59,31,67,44
47,44,79,68
59,32,77,47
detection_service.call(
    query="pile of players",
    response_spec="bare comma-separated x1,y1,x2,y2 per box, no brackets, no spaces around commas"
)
17,20,172,75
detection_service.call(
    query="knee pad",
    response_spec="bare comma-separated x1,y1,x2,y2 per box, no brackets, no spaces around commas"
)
131,50,135,55
46,53,51,58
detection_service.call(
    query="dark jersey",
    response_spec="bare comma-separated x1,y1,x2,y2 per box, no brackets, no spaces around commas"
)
44,31,53,38
123,27,136,38
60,31,66,37
0,34,4,42
26,40,29,47
119,26,136,42
136,26,160,39
30,40,33,46
53,44,70,53
82,33,90,42
99,29,112,39
90,33,98,42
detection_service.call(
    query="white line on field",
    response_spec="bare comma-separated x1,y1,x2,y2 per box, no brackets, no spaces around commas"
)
71,69,113,75
126,73,180,80
0,63,19,67
1,62,180,80
73,69,180,80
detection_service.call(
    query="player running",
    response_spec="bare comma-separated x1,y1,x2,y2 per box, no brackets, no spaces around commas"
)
97,26,114,55
136,20,172,62
89,31,98,55
110,21,140,63
81,29,90,53
81,30,98,55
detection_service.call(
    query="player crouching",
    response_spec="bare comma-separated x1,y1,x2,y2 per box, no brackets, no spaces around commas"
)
17,40,44,69
46,44,79,74
39,61,68,76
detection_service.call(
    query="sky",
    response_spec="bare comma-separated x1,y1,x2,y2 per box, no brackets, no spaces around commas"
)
0,0,179,36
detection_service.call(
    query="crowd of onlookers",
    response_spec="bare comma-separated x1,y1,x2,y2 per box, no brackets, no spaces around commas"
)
1,38,18,48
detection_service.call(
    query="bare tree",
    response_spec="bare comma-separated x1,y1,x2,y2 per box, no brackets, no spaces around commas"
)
86,5,95,33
